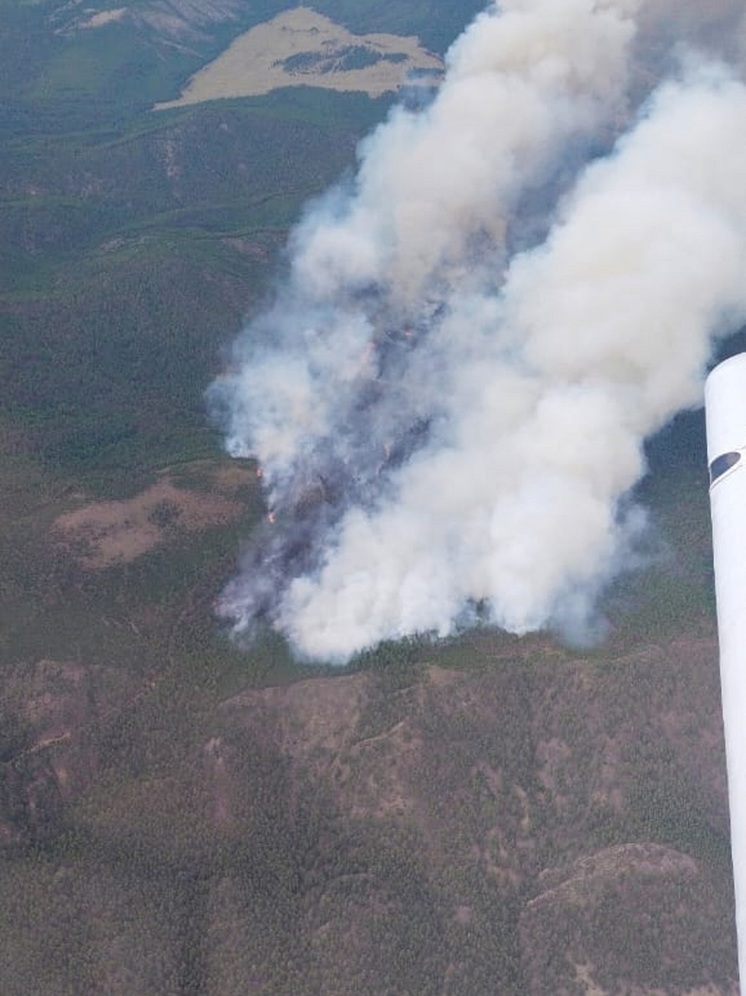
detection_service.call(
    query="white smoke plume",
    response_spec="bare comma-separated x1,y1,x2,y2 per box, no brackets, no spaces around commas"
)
209,0,746,663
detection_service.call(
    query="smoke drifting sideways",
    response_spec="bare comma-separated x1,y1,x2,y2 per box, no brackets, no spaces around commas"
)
209,0,746,664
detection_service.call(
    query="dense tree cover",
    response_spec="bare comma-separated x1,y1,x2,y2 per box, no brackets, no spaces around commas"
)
0,637,735,993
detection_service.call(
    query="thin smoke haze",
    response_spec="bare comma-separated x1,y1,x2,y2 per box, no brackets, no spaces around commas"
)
209,0,746,663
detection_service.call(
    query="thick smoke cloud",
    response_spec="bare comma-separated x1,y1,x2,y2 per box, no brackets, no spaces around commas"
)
210,0,746,663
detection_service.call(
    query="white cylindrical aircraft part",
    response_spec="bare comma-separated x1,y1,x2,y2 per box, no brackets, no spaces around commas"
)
705,351,746,987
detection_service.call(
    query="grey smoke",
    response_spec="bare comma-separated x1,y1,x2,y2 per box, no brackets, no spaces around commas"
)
210,0,746,663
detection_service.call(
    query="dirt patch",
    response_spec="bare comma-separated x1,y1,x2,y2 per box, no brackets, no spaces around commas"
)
155,6,442,108
427,664,460,687
52,469,250,569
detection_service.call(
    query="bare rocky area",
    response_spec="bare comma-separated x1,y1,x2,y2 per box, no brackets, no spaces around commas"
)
56,0,251,44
